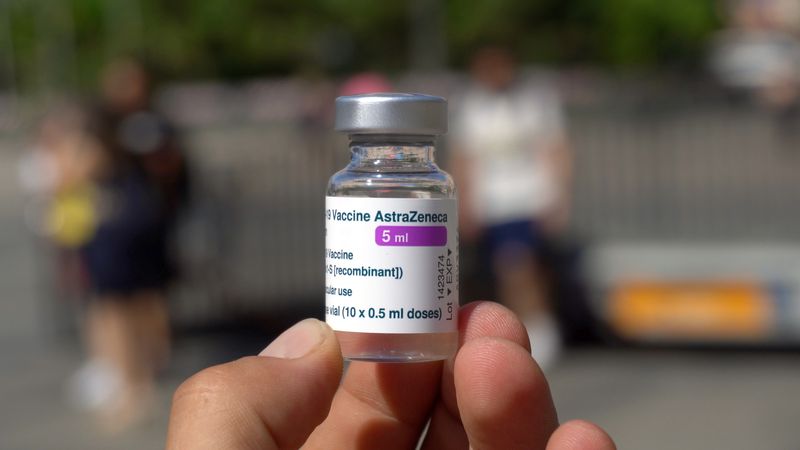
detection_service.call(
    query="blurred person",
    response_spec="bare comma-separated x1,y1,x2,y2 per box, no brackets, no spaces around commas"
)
100,58,191,218
451,46,572,370
167,302,615,449
299,70,393,138
18,106,98,300
71,57,190,430
711,0,800,136
299,72,337,132
297,71,337,157
339,71,392,96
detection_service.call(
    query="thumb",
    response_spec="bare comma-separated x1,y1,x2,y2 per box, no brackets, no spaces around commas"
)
546,420,616,450
167,319,343,450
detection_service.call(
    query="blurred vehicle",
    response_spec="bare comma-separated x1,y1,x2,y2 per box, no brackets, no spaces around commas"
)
571,80,800,346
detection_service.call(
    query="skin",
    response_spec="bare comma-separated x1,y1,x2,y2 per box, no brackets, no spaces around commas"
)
167,301,615,450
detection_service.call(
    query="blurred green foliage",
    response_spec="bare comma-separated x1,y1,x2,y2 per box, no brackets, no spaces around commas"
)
0,0,719,90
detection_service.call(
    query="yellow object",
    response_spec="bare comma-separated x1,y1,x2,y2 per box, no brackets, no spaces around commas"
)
47,184,97,248
609,280,774,341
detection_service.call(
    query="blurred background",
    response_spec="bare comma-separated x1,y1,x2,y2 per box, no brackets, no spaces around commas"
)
2,0,800,448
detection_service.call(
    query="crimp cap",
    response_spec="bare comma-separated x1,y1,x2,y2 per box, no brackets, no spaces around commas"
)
335,93,447,135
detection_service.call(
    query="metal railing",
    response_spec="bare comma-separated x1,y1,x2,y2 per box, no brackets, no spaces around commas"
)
14,73,800,325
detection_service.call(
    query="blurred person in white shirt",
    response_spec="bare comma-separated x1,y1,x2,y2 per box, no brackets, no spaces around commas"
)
451,45,572,370
711,0,800,135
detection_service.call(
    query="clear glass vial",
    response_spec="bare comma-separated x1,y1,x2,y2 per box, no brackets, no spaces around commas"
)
327,93,458,362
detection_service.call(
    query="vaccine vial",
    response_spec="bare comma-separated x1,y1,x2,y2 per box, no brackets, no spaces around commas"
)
325,93,458,362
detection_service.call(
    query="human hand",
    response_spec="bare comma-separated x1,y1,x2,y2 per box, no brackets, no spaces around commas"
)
166,301,615,449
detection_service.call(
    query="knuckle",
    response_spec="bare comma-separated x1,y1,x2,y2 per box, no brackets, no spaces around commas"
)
173,364,239,406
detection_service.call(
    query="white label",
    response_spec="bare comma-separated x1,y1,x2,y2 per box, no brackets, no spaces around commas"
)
325,196,458,333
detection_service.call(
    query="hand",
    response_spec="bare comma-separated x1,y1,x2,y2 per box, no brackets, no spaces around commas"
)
166,301,615,449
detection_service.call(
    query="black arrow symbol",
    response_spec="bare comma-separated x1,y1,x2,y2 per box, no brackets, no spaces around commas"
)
447,248,452,256
447,288,451,295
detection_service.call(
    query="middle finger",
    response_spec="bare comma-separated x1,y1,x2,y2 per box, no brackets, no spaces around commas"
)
421,301,532,449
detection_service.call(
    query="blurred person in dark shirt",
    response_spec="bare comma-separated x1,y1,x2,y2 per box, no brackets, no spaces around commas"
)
71,57,190,430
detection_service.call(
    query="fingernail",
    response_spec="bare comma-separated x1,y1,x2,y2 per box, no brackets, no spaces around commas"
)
259,319,326,359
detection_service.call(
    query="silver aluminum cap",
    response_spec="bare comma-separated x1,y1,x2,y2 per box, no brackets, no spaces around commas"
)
335,93,447,135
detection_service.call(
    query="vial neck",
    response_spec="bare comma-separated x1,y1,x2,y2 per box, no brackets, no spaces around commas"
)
348,134,437,172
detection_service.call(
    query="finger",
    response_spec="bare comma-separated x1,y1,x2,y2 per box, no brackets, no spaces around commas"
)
421,301,531,450
166,319,343,450
455,337,559,450
304,359,443,449
546,420,616,450
457,301,532,352
305,301,520,449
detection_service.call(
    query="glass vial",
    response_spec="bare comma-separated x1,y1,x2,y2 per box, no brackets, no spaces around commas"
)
325,93,458,362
